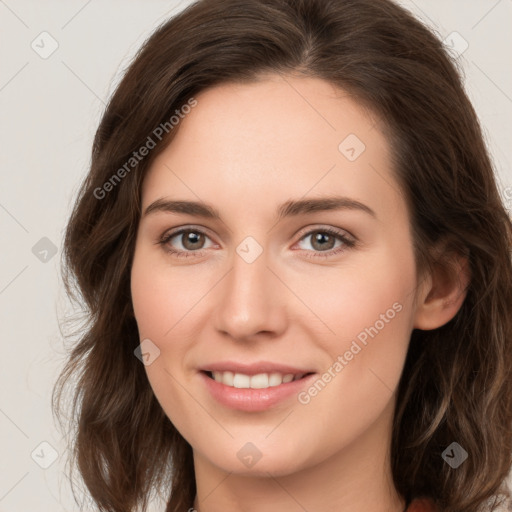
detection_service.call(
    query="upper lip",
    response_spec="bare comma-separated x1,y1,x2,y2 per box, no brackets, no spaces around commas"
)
200,361,316,376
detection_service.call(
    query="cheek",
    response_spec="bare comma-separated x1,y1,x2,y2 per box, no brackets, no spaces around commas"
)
296,243,416,347
299,245,416,406
130,249,208,392
130,253,201,434
130,248,197,342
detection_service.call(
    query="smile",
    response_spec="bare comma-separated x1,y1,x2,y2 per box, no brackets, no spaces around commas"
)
199,366,317,412
207,370,309,389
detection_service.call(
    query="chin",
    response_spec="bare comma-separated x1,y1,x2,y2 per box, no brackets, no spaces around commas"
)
219,455,307,477
197,437,314,477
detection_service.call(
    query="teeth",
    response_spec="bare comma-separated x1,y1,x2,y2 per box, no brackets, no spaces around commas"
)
210,371,304,389
250,373,269,389
233,373,251,388
268,373,283,386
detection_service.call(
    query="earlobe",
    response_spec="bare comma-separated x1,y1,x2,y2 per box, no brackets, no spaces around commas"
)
413,251,471,331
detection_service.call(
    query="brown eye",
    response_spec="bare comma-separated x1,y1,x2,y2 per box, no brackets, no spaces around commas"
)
158,227,215,258
295,227,356,259
309,231,337,251
179,231,206,250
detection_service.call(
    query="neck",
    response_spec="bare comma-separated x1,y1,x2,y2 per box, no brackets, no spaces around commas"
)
191,399,405,512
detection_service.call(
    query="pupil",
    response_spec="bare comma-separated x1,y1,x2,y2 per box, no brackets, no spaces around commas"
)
314,232,334,251
184,232,202,249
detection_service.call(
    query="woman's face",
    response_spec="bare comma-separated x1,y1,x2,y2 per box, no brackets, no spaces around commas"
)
131,74,422,477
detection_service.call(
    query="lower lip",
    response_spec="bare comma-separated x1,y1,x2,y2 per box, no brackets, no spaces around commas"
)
200,371,316,412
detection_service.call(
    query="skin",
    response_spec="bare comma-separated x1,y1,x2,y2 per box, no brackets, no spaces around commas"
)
130,74,469,512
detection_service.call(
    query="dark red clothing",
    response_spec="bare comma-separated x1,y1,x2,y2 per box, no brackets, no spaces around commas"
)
407,498,437,512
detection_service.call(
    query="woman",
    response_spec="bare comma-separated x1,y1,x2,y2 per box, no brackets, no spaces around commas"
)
53,0,512,511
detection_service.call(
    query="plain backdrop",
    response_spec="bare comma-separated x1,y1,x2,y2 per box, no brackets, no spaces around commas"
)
0,1,511,511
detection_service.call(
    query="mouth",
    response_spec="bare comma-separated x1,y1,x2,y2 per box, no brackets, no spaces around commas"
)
202,370,315,389
199,367,317,412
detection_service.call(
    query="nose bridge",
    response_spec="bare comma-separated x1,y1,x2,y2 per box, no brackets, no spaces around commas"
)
213,240,284,339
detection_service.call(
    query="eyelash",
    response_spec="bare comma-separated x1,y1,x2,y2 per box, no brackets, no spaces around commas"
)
156,226,356,260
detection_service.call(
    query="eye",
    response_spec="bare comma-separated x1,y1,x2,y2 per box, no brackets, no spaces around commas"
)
158,227,214,258
294,227,356,259
157,225,356,259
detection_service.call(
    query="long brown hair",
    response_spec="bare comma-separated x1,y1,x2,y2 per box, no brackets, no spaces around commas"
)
52,0,512,511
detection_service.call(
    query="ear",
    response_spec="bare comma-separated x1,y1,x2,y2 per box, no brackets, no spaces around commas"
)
413,248,471,330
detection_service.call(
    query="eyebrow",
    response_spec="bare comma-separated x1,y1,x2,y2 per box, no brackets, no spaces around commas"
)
143,196,376,221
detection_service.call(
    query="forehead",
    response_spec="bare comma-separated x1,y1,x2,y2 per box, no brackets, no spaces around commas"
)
168,74,381,164
141,74,402,222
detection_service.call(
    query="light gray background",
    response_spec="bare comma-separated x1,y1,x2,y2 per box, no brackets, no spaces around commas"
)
1,1,511,511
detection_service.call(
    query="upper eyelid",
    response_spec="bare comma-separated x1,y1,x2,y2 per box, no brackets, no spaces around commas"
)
162,225,217,244
294,224,355,241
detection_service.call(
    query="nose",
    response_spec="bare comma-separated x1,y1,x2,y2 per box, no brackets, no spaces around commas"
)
212,245,288,342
